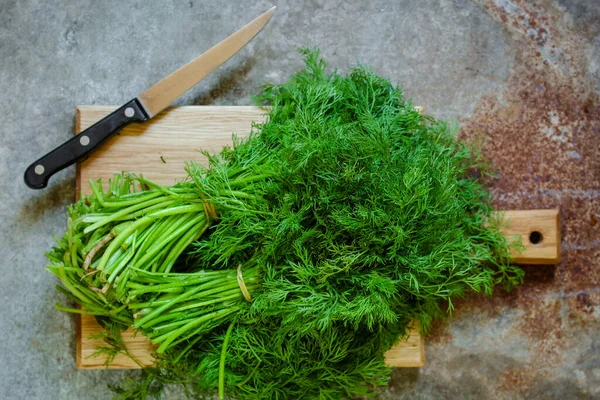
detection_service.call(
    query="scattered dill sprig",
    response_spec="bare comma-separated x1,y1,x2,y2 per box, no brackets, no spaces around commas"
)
88,319,143,368
46,49,523,399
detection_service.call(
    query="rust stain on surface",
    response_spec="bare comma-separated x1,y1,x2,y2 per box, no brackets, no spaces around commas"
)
499,367,534,392
422,0,600,396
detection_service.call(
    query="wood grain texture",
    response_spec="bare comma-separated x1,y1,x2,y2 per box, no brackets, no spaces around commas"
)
76,106,268,196
78,318,155,369
384,321,425,367
499,209,561,264
75,105,560,369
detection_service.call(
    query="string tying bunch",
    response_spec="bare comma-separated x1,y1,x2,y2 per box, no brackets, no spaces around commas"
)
202,200,218,224
237,264,252,302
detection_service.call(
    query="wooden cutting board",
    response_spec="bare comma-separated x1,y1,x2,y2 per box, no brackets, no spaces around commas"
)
75,105,561,369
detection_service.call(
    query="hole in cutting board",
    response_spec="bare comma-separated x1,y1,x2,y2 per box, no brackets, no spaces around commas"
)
529,231,543,245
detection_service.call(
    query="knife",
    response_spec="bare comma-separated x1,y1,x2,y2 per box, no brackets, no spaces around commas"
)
24,7,275,189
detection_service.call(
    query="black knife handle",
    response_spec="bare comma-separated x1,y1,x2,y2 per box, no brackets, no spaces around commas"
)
24,99,148,189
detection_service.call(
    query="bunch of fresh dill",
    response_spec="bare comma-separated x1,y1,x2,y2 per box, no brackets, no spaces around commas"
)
47,49,523,399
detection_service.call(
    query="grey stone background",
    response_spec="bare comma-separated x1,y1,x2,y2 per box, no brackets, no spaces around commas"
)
1,0,599,399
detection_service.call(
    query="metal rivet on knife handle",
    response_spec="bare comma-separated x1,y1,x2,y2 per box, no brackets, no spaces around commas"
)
124,107,135,118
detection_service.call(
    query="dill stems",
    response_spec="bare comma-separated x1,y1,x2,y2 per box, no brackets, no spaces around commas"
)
46,174,263,354
47,49,523,399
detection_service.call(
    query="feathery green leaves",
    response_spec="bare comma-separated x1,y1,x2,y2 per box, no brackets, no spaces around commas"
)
46,49,523,399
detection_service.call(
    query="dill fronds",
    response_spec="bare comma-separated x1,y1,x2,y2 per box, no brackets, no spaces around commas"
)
46,49,523,399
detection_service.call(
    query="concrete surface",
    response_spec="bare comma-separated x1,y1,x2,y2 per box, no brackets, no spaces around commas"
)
1,0,598,399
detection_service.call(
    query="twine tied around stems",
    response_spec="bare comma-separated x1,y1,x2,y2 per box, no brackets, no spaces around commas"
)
237,265,252,302
198,190,218,224
202,200,218,223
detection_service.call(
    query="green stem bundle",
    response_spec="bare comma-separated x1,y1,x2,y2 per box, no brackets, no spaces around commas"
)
46,173,263,341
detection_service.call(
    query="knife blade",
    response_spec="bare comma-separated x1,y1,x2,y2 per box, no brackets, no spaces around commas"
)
24,7,275,190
